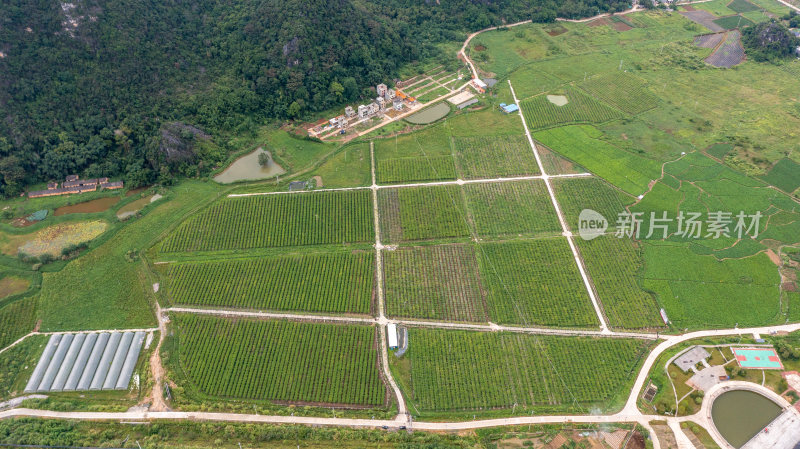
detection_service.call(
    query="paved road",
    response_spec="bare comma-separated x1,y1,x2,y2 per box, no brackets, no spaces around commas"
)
775,0,800,11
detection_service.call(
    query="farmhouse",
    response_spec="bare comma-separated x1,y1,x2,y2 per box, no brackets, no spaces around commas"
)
344,106,356,118
28,175,123,198
376,83,388,98
393,98,404,111
499,103,519,114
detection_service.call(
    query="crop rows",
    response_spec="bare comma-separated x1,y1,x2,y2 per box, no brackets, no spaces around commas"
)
160,190,373,252
174,314,386,406
452,135,540,179
478,239,598,327
377,185,470,243
578,72,659,115
407,328,650,411
163,251,374,314
464,180,560,237
520,87,622,130
577,236,663,329
377,155,456,184
0,298,36,350
384,244,487,322
551,177,632,233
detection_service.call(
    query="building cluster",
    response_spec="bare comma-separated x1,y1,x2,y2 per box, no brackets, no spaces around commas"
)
327,83,411,131
28,175,124,198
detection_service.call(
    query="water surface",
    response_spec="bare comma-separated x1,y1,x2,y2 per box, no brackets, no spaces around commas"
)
711,390,781,448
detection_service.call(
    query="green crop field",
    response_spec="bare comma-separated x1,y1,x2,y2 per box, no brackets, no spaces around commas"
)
478,239,598,327
172,314,386,407
401,328,651,412
160,190,374,253
713,15,755,29
377,156,457,184
642,242,781,328
384,244,488,322
161,251,374,314
727,0,761,12
452,135,540,179
577,237,662,329
534,126,661,196
552,177,633,232
378,185,470,243
520,87,622,130
463,180,561,237
578,72,659,115
0,298,36,350
760,158,800,194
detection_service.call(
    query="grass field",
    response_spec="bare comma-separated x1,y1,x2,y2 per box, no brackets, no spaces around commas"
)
172,314,386,407
401,328,650,412
713,15,755,29
0,297,36,350
38,181,221,331
534,126,661,196
521,87,622,130
0,335,47,401
452,135,540,179
161,251,374,314
159,190,373,253
383,244,487,322
578,72,659,115
577,237,663,329
642,242,781,328
463,180,561,238
379,185,470,243
727,0,761,12
478,239,599,327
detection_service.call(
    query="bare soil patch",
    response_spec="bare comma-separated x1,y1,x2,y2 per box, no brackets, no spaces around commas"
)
588,17,611,27
613,21,633,31
474,44,486,51
546,26,568,36
680,10,726,32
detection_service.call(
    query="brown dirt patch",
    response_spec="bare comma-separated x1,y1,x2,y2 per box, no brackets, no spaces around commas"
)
625,432,647,449
766,248,782,266
9,217,37,228
546,26,568,36
782,282,798,292
313,175,323,188
474,44,486,51
0,276,30,299
613,21,633,31
588,17,611,27
683,4,697,11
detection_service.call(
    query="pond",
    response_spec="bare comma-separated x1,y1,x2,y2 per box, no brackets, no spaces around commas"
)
53,196,121,216
213,148,286,184
116,194,162,220
711,390,782,448
405,103,450,125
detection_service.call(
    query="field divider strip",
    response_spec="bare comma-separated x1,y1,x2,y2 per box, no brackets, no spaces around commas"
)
227,173,593,198
508,79,610,333
165,307,376,325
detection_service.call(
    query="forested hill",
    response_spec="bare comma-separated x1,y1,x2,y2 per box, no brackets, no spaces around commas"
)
0,0,632,195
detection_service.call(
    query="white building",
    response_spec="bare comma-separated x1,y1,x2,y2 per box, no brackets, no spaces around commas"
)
357,104,369,119
376,83,388,98
376,97,386,110
334,116,346,128
385,89,396,100
393,98,404,111
344,106,355,118
387,323,398,350
368,102,380,115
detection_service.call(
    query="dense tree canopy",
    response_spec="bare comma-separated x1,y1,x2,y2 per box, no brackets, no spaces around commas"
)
0,0,634,196
741,20,800,62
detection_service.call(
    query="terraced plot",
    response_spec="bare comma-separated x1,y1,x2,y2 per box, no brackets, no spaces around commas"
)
478,239,598,327
173,315,386,407
383,244,487,322
464,180,561,238
521,87,622,130
159,190,373,252
403,328,650,411
452,135,540,179
378,185,470,243
578,72,659,115
161,251,374,314
578,236,663,329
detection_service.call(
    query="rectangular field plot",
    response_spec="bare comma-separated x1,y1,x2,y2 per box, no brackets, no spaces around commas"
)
478,239,599,327
552,177,633,234
520,87,622,131
160,251,374,314
577,236,663,329
378,186,470,243
452,135,540,179
159,190,374,252
578,72,659,115
383,244,488,322
172,315,386,407
464,180,561,238
535,125,661,196
402,328,650,411
377,156,456,184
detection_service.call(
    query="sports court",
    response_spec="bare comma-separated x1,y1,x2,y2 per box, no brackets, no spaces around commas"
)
733,347,783,369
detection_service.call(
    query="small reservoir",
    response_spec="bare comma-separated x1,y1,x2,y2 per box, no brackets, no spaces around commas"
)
711,390,782,448
405,103,450,125
214,148,286,184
